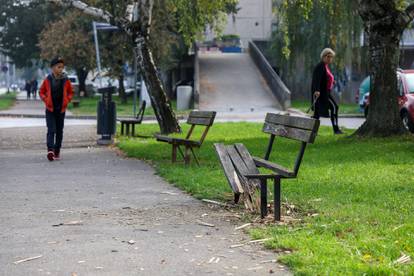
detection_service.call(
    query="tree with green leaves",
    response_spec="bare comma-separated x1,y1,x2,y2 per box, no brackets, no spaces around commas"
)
48,0,238,134
356,0,414,136
273,0,414,137
38,10,96,97
0,0,62,68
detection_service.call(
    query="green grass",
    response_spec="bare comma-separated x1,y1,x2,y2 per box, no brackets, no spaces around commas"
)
291,100,361,115
67,96,190,117
117,123,414,275
0,92,17,110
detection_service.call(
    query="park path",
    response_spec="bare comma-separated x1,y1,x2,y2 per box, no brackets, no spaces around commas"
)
0,124,289,276
0,90,73,117
199,52,282,118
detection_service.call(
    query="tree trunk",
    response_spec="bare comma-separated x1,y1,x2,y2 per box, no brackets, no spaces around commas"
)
139,40,180,134
118,74,127,104
356,1,411,136
75,68,88,97
50,0,181,134
133,0,180,134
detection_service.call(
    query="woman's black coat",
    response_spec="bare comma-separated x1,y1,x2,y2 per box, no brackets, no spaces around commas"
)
311,61,330,117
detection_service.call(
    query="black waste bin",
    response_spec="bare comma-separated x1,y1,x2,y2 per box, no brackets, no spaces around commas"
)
97,86,116,145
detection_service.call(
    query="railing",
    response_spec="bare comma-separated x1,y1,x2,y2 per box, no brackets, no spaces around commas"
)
248,41,291,110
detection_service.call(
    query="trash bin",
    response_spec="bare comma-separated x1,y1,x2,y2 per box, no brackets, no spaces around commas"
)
97,86,116,145
177,85,192,110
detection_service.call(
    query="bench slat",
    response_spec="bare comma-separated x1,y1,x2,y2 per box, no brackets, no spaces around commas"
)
253,157,295,178
234,144,259,174
155,135,201,146
214,144,243,194
263,122,317,143
189,111,216,118
187,111,216,126
265,113,320,131
187,117,215,126
226,145,260,194
117,119,142,123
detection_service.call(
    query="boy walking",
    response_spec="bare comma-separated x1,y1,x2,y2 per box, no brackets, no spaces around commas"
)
39,57,73,161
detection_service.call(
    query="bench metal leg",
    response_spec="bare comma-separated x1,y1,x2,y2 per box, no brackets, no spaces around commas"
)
260,179,268,219
132,124,136,136
121,123,125,135
274,178,281,221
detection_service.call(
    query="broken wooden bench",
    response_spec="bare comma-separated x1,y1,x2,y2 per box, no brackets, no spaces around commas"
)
214,113,320,221
155,110,216,166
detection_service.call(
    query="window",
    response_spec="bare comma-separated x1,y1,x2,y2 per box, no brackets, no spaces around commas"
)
404,74,414,94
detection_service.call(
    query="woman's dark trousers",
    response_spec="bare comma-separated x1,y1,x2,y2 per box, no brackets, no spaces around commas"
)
313,94,340,132
46,110,65,151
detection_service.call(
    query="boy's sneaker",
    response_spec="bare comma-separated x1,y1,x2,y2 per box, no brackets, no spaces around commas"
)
54,149,60,161
47,150,55,161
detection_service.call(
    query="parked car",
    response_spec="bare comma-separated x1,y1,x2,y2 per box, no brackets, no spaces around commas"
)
358,76,370,110
364,70,414,132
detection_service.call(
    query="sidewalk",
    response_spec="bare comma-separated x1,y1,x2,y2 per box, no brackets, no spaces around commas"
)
0,91,73,117
0,126,289,276
0,92,365,129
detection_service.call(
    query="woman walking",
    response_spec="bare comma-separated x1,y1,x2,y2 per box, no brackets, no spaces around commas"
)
311,48,343,134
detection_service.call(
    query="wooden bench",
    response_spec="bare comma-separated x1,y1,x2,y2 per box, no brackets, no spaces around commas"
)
155,111,216,166
117,100,146,136
72,100,80,108
214,113,320,221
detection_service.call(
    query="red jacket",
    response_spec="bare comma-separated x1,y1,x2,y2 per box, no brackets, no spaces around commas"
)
39,75,74,113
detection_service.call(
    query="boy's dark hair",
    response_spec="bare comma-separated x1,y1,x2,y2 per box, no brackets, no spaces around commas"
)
50,57,64,67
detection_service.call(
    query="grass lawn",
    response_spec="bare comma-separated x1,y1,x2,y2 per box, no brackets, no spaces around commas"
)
67,95,190,117
291,100,361,115
117,122,414,275
0,92,17,110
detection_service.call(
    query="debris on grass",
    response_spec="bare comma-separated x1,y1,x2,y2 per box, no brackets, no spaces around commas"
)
248,238,271,244
235,223,251,231
393,253,411,265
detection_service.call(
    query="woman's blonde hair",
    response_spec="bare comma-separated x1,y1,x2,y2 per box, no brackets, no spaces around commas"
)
320,48,336,60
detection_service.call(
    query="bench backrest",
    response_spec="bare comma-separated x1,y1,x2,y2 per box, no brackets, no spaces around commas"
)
262,113,320,176
135,100,146,122
185,111,217,144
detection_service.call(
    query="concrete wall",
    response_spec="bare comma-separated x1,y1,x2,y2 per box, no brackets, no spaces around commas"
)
223,0,273,48
205,0,273,48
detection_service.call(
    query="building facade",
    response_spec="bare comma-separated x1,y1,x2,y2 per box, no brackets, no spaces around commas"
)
223,0,273,48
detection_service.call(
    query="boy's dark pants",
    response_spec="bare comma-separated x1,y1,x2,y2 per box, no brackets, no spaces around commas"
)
46,110,65,151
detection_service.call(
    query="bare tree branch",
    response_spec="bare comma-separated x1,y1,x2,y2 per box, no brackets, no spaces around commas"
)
49,0,112,22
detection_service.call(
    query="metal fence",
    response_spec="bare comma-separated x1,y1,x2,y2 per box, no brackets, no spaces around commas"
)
248,41,291,110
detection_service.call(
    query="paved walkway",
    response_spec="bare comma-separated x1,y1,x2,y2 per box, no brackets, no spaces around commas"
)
0,91,73,116
199,52,282,113
0,125,289,276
